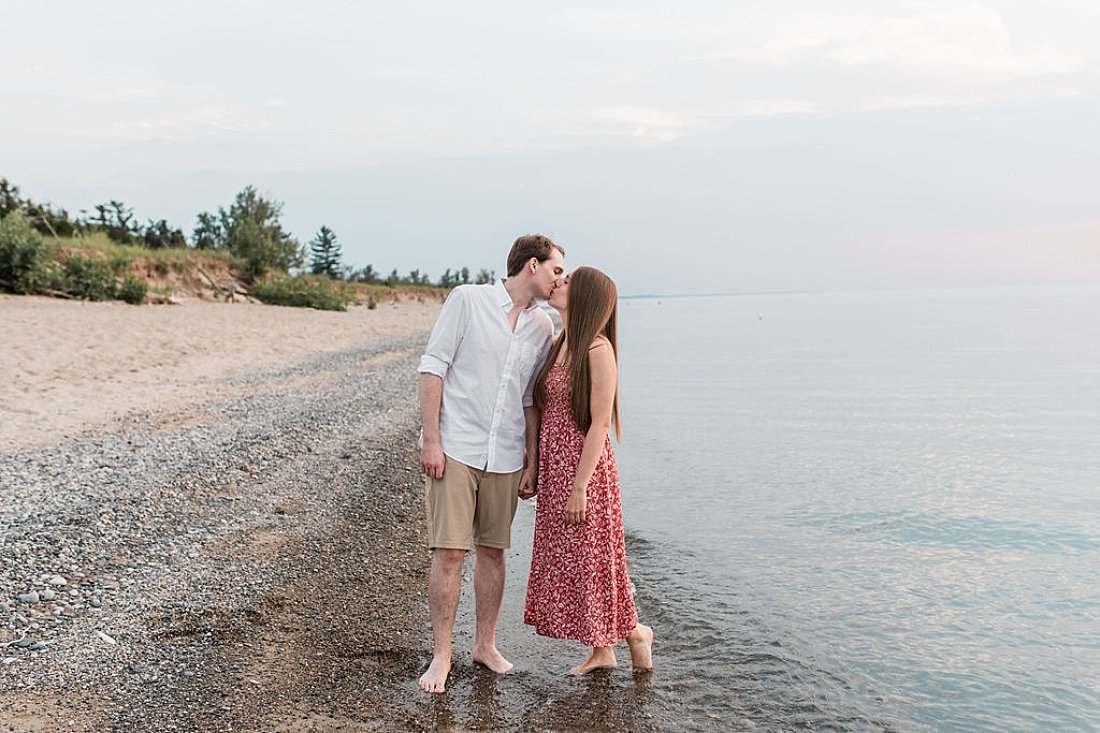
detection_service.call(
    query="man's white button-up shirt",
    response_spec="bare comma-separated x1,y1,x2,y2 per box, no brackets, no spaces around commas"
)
418,280,554,473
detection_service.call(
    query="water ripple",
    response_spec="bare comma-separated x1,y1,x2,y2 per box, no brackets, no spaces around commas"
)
798,509,1100,554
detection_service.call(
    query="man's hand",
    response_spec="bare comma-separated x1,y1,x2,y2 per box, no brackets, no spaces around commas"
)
420,442,445,480
518,467,537,500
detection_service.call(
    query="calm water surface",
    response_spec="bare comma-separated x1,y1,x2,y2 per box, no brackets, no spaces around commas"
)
608,284,1100,731
444,284,1098,731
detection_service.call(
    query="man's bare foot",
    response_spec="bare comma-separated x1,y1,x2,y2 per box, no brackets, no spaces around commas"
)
419,655,451,693
570,647,617,675
627,624,654,672
472,645,513,674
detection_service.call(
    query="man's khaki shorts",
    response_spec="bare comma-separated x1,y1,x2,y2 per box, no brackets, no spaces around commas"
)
425,455,521,550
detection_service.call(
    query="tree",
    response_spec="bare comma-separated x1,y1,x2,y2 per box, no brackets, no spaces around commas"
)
0,179,22,219
346,264,377,283
218,186,303,278
22,200,78,238
143,219,187,250
0,210,52,294
475,268,495,284
360,264,378,283
308,225,342,278
437,266,470,288
91,200,138,244
191,211,222,250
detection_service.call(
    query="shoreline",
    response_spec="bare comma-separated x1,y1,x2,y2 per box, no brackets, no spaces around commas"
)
0,298,668,732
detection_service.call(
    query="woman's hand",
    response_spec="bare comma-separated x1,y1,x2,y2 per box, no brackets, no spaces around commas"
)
565,486,587,525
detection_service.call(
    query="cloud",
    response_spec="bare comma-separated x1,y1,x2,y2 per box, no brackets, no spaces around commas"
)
0,50,275,150
827,3,1083,80
2,0,1096,177
590,106,705,142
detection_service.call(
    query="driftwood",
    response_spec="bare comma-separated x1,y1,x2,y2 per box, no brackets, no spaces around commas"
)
37,210,61,241
192,262,225,298
1,278,74,299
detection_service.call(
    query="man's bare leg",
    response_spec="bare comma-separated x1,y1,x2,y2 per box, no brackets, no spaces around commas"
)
571,646,617,675
471,545,513,673
419,548,465,693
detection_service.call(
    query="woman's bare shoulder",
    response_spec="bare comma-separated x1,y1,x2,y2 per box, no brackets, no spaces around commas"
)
587,335,611,351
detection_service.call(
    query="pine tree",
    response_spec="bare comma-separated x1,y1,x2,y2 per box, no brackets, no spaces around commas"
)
309,225,342,278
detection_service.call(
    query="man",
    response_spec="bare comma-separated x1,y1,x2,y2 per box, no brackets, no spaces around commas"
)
417,234,565,694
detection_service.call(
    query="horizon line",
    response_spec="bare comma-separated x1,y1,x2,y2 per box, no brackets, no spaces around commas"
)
619,289,812,300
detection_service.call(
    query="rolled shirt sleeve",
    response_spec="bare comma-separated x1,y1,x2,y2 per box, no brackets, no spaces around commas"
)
418,286,469,378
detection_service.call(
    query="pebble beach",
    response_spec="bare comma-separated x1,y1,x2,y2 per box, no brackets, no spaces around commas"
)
1,296,444,730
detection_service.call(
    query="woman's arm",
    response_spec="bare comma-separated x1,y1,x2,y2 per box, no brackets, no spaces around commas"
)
565,340,616,525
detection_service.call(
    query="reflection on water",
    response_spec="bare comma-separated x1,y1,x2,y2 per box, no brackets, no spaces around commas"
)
414,654,662,732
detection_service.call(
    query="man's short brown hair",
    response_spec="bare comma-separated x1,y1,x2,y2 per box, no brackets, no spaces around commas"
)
506,234,564,277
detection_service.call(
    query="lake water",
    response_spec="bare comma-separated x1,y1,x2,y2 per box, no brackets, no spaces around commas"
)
603,284,1100,731
449,284,1097,730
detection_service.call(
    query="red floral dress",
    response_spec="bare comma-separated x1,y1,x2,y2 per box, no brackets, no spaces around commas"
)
524,362,638,646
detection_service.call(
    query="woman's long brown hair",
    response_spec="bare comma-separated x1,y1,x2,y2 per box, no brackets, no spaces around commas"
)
534,266,621,441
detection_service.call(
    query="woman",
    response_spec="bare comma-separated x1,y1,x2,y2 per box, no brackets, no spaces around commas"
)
523,266,654,674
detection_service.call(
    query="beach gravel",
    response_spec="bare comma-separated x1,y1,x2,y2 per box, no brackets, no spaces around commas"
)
1,330,436,731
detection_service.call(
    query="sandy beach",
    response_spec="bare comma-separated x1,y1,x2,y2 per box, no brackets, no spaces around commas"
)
0,296,664,733
0,294,441,455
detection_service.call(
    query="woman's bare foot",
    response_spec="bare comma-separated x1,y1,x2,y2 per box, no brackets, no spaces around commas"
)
419,655,451,693
570,646,617,675
627,624,654,672
472,644,514,674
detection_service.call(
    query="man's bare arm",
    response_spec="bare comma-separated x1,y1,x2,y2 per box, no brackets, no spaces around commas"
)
518,405,540,499
419,373,446,479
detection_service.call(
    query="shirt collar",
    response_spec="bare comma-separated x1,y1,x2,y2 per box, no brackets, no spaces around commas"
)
495,278,538,311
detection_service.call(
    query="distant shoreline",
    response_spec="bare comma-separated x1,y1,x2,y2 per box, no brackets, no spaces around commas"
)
620,289,811,300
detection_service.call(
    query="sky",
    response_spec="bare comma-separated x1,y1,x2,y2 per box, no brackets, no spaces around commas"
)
2,0,1099,295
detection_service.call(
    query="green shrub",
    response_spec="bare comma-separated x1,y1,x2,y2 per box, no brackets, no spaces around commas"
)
117,276,148,305
250,275,354,312
0,210,54,293
63,254,118,301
